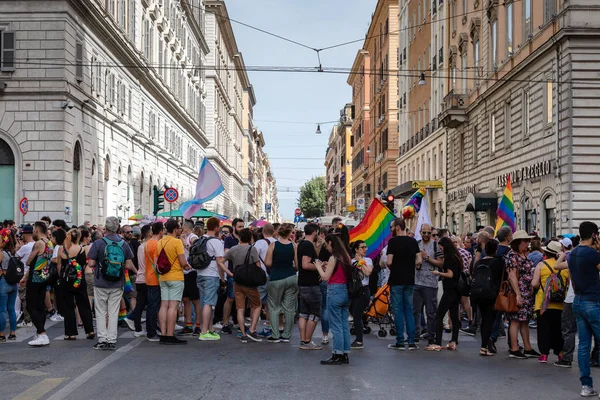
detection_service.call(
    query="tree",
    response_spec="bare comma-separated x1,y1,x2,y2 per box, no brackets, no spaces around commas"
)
298,176,326,218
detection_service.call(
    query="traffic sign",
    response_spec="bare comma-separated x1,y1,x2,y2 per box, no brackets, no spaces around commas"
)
265,203,272,213
347,205,356,212
411,180,443,189
164,187,179,203
356,198,365,211
19,197,28,215
294,208,302,216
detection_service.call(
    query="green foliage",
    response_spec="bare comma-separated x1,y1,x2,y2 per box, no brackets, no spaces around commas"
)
298,176,326,218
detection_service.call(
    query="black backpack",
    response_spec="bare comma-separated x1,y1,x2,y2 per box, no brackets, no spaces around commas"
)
347,259,365,299
2,251,25,285
233,246,267,287
188,236,218,270
470,258,499,301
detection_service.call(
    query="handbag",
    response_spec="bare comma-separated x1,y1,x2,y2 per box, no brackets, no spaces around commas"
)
233,246,267,287
494,264,518,313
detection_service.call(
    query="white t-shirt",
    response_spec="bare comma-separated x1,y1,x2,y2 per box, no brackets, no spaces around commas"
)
183,233,199,275
352,257,373,286
16,241,34,273
198,235,224,278
254,237,276,273
380,246,388,268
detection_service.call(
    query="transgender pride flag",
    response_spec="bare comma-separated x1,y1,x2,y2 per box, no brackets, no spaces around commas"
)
179,157,224,219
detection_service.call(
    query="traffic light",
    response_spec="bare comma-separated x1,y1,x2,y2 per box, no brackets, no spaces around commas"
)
386,191,395,211
153,185,164,216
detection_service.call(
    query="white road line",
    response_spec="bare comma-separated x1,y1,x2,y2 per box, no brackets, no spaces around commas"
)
12,378,65,400
46,337,145,400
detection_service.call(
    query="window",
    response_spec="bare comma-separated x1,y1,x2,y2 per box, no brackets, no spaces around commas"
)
506,2,513,55
452,1,457,32
75,40,83,82
129,0,136,41
490,114,496,153
474,39,480,73
141,101,144,130
109,74,116,105
491,20,497,68
142,19,149,60
120,84,126,115
504,102,512,148
461,53,467,92
95,60,102,97
544,0,556,24
452,66,457,89
459,132,465,170
118,0,125,29
128,88,132,120
523,90,531,137
546,80,553,125
472,124,478,164
90,56,96,92
524,0,532,40
462,0,467,15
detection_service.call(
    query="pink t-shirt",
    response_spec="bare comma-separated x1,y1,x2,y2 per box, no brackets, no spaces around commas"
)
329,261,347,284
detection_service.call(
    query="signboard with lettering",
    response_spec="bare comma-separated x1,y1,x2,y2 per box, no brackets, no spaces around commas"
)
497,160,552,187
347,205,356,212
411,180,443,189
448,185,476,201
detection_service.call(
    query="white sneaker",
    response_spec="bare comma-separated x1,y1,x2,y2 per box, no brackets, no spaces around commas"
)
124,318,135,331
178,316,185,323
212,322,223,330
28,334,50,346
580,385,598,397
16,311,23,322
17,321,33,328
50,313,64,322
134,330,147,337
174,324,184,331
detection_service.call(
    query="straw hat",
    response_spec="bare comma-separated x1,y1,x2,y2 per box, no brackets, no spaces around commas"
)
542,241,562,255
510,230,534,243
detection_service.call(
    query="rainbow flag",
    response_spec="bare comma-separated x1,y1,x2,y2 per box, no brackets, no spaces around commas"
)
349,198,395,260
495,174,516,234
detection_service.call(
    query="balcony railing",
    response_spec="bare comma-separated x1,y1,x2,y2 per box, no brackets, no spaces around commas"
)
440,89,469,128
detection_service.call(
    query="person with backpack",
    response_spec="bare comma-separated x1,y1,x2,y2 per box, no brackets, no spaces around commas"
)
180,220,201,335
470,239,504,356
87,216,136,350
531,240,569,364
349,240,373,350
24,221,54,347
0,228,20,342
59,229,95,340
254,223,276,338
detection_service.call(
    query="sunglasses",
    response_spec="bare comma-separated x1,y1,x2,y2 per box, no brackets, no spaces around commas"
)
421,231,431,235
123,231,132,234
432,234,438,237
359,246,367,249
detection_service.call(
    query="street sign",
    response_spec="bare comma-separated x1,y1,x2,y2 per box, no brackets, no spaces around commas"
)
164,187,179,203
347,205,356,212
265,203,272,213
294,208,302,216
411,180,443,189
356,198,365,211
19,197,28,215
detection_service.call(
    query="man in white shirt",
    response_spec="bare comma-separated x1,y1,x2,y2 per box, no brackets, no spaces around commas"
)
181,220,200,335
196,217,231,340
255,224,276,336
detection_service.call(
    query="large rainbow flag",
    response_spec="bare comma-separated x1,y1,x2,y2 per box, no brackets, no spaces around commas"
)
349,198,395,260
495,174,516,234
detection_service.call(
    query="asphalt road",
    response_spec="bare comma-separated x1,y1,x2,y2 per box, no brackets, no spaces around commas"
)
0,319,594,400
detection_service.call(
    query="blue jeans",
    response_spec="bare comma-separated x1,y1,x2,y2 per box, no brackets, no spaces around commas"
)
146,285,161,338
573,298,600,387
0,276,18,333
327,284,350,354
320,281,329,334
391,285,416,345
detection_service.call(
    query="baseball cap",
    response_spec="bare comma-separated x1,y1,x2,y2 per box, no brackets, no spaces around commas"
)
21,224,33,234
560,237,573,249
131,226,142,237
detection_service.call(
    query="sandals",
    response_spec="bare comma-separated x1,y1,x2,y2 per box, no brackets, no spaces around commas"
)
87,332,96,340
424,344,442,351
480,348,495,356
445,343,457,351
64,336,77,340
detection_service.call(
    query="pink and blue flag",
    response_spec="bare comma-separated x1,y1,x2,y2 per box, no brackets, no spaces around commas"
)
179,157,224,219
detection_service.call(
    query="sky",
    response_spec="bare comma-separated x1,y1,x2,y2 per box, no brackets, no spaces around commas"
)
225,0,377,221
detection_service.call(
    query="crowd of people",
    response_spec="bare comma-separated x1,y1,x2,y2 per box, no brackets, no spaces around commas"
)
1,214,600,395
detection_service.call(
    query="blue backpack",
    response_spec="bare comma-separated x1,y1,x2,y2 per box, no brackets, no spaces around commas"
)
100,238,125,282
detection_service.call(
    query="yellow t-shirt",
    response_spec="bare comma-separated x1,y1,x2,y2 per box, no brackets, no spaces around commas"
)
157,236,185,282
534,258,570,312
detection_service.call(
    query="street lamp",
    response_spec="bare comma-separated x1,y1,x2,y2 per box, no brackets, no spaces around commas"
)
315,124,322,134
366,146,371,153
531,208,537,230
418,72,427,86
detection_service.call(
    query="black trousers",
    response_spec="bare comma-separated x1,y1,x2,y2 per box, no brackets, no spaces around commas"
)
26,282,47,334
473,299,496,348
134,283,147,332
62,282,94,336
537,308,563,356
435,288,460,345
351,287,370,342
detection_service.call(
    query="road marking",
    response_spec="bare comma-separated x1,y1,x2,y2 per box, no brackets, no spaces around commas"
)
46,337,145,400
11,370,49,377
12,378,65,400
12,321,59,343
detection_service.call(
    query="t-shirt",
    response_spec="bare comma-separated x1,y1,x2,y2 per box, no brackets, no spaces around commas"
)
386,236,420,286
136,242,147,284
496,244,511,258
16,241,34,273
224,235,239,271
198,235,224,278
297,239,320,287
318,245,331,262
224,244,260,272
182,233,199,275
568,245,600,302
254,237,275,273
157,236,185,282
442,256,461,290
416,240,443,288
534,258,570,311
88,234,134,289
352,257,373,286
145,239,159,286
129,239,141,268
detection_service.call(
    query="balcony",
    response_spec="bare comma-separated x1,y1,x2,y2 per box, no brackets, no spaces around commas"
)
157,17,169,33
148,3,162,20
169,37,179,52
141,0,151,8
440,89,469,128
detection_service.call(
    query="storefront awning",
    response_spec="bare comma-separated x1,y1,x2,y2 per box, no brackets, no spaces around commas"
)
465,193,498,212
390,180,443,197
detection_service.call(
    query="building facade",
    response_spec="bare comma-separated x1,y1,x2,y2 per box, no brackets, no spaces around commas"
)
0,0,209,224
443,0,600,237
325,104,353,216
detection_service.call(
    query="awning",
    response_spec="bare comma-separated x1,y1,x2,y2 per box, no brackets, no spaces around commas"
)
390,180,443,197
465,193,498,212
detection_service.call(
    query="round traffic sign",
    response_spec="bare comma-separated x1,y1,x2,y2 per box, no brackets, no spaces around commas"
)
294,208,301,216
19,197,28,215
164,188,179,203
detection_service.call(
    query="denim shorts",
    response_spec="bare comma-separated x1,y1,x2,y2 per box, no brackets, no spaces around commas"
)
258,280,269,305
226,276,235,299
159,280,184,301
197,275,220,307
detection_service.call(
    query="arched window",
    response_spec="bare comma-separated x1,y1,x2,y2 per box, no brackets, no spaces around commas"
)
0,139,16,220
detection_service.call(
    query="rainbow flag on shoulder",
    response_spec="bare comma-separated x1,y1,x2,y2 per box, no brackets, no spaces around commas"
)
495,174,516,234
349,198,395,260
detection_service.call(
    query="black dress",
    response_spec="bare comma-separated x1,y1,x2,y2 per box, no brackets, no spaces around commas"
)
61,248,94,336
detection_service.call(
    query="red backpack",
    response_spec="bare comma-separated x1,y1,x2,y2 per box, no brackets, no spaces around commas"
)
156,238,172,275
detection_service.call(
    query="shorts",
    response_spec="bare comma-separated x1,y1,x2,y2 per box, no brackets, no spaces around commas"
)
196,275,220,307
183,271,200,301
85,272,95,297
234,283,261,310
159,280,184,301
226,276,235,299
125,280,137,300
298,285,322,321
258,280,269,305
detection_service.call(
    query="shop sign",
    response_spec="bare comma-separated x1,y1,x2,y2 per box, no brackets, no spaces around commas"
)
448,184,476,201
497,160,553,187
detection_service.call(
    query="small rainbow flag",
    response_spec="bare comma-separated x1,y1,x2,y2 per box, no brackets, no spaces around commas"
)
495,174,516,234
350,198,395,260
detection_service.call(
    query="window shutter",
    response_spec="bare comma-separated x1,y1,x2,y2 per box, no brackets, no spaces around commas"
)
129,0,136,41
1,30,15,72
76,41,83,82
